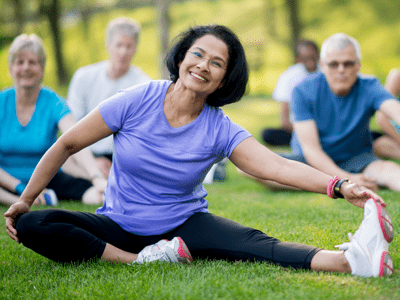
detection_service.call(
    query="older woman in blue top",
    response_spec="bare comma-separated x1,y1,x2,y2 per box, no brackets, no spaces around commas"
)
5,26,394,277
0,34,107,205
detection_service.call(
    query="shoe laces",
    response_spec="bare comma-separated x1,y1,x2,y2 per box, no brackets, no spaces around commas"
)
144,244,168,262
335,232,354,251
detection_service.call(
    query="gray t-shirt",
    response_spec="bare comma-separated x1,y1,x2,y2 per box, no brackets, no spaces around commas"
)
67,60,152,155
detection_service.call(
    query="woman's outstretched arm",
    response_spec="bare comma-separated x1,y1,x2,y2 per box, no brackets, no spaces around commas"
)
229,136,385,208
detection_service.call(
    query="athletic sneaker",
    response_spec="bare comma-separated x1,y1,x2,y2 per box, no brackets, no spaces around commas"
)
135,237,193,264
43,189,58,206
336,198,394,277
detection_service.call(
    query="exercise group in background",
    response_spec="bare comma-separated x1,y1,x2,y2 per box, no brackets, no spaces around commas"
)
2,20,396,278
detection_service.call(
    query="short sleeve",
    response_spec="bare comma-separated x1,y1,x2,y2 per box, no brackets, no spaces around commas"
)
272,64,308,103
216,114,252,158
272,73,293,103
39,88,70,124
291,85,314,122
54,95,71,123
67,68,88,120
98,83,149,132
368,78,396,111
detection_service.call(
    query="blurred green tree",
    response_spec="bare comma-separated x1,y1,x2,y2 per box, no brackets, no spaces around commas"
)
39,0,68,84
156,0,171,79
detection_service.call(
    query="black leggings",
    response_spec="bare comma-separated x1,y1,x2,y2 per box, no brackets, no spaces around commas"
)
48,171,93,200
15,210,320,269
261,128,292,147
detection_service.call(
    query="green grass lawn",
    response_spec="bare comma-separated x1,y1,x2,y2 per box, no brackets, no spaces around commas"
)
1,97,399,299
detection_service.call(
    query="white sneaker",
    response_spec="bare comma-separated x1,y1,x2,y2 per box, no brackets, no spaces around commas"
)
43,189,58,206
135,237,193,264
336,198,394,277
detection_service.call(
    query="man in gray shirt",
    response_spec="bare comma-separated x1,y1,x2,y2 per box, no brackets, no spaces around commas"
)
65,17,151,179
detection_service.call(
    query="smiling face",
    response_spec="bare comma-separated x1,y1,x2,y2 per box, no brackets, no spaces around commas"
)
9,50,45,90
178,34,229,98
107,33,137,70
320,45,360,96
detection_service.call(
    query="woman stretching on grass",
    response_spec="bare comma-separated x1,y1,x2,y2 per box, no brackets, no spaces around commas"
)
5,25,394,277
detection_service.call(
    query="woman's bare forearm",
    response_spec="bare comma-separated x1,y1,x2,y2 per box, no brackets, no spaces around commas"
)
19,140,70,206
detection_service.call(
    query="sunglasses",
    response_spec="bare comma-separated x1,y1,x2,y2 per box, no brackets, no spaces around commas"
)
325,60,358,69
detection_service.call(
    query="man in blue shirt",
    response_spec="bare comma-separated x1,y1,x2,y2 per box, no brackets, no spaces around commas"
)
286,33,400,191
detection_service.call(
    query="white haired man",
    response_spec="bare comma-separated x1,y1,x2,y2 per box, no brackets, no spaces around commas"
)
65,17,152,179
285,33,400,191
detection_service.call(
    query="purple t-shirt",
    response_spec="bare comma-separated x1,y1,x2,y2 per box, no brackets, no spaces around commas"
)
96,80,251,235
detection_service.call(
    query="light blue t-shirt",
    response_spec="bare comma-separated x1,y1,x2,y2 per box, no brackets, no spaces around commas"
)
0,87,70,183
290,73,393,163
96,80,251,235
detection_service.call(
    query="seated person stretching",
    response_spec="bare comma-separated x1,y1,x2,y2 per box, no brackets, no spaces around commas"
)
0,34,107,206
280,33,400,191
371,68,400,160
64,17,152,179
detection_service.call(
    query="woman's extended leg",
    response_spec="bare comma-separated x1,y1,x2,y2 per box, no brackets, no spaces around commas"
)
169,212,320,270
310,250,351,273
170,197,394,277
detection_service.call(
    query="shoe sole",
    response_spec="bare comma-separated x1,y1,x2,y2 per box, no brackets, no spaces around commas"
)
371,198,394,243
379,251,393,277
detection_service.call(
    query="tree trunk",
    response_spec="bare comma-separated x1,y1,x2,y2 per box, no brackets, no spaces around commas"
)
285,0,301,56
156,0,170,80
12,0,24,35
42,0,69,85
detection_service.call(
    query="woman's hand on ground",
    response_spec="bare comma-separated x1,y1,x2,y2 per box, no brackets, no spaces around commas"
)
4,201,31,243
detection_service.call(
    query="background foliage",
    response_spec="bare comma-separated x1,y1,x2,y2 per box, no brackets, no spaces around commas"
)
1,0,400,97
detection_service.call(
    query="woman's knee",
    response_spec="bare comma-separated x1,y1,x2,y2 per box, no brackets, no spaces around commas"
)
364,160,400,182
82,186,104,205
15,211,42,239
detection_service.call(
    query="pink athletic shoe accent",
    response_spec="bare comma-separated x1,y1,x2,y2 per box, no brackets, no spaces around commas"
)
337,198,395,277
379,251,394,277
371,198,394,243
134,237,193,264
176,237,193,263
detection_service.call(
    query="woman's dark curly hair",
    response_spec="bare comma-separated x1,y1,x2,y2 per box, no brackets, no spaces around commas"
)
165,24,249,107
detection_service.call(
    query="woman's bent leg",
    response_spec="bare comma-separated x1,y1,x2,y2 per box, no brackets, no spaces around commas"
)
169,213,320,270
15,209,139,263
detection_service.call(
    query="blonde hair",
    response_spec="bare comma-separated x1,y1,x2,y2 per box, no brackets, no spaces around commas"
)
8,34,46,67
